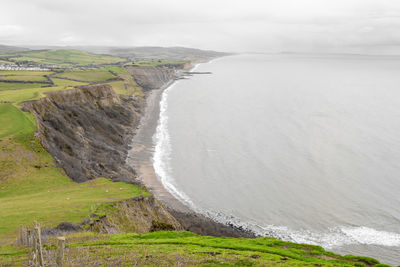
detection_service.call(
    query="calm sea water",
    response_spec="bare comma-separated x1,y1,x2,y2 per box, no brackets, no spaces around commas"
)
153,54,400,265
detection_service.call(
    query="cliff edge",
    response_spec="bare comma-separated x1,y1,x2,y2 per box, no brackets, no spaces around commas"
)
125,66,176,91
23,84,142,183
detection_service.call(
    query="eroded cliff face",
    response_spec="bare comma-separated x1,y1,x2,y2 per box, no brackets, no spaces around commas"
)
23,84,143,183
89,195,183,234
125,66,176,91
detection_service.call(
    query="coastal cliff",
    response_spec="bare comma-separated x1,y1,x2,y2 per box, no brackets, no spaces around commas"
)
89,195,183,234
125,66,176,91
21,65,181,184
23,84,142,184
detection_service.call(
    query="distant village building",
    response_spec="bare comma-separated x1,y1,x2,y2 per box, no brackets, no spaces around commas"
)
0,63,50,71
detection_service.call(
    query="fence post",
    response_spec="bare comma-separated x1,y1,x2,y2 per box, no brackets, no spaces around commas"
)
33,221,44,267
56,236,65,267
32,222,37,266
26,229,31,247
18,225,25,246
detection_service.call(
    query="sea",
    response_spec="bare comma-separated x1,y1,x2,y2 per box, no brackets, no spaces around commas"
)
153,53,400,265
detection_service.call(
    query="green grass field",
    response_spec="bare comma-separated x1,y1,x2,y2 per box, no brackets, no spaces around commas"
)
9,56,70,66
0,176,147,234
0,82,47,91
0,70,52,82
8,50,125,66
73,231,381,266
55,68,115,82
0,71,51,76
0,75,48,82
1,231,384,266
126,59,188,67
106,66,128,74
104,80,126,94
119,72,144,97
54,66,144,96
0,85,75,103
0,103,34,139
102,66,144,96
51,77,88,87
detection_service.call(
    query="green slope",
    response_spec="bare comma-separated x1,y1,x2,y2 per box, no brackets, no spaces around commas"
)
1,231,384,266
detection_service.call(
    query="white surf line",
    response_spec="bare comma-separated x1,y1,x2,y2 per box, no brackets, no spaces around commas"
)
152,60,217,210
152,79,196,209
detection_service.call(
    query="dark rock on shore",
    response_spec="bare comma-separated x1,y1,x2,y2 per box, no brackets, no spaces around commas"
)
168,208,255,238
183,71,212,75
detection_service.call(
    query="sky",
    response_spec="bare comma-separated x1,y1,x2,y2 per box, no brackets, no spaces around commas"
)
2,0,400,53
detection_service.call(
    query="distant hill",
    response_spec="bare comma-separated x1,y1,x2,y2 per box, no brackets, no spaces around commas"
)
1,49,126,66
25,45,231,60
106,46,232,60
1,44,230,66
0,44,30,54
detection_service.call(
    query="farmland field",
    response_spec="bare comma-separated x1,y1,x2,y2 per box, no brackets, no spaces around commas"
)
55,68,115,82
104,80,126,94
0,82,47,91
126,59,188,67
0,70,51,76
0,76,49,82
51,78,88,87
8,50,125,66
104,66,143,96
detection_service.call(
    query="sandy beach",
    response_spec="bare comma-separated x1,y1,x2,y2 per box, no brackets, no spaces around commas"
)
127,82,191,213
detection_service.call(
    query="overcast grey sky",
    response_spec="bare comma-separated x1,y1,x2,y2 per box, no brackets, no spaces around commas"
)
2,0,400,53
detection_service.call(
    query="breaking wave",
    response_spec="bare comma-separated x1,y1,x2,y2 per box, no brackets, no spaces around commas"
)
196,208,400,249
153,82,196,208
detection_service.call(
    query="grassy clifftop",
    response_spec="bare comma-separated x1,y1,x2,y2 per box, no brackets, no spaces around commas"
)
2,231,384,266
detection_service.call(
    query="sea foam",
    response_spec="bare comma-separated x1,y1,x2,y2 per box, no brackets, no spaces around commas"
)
153,82,195,208
198,209,400,248
153,61,206,208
